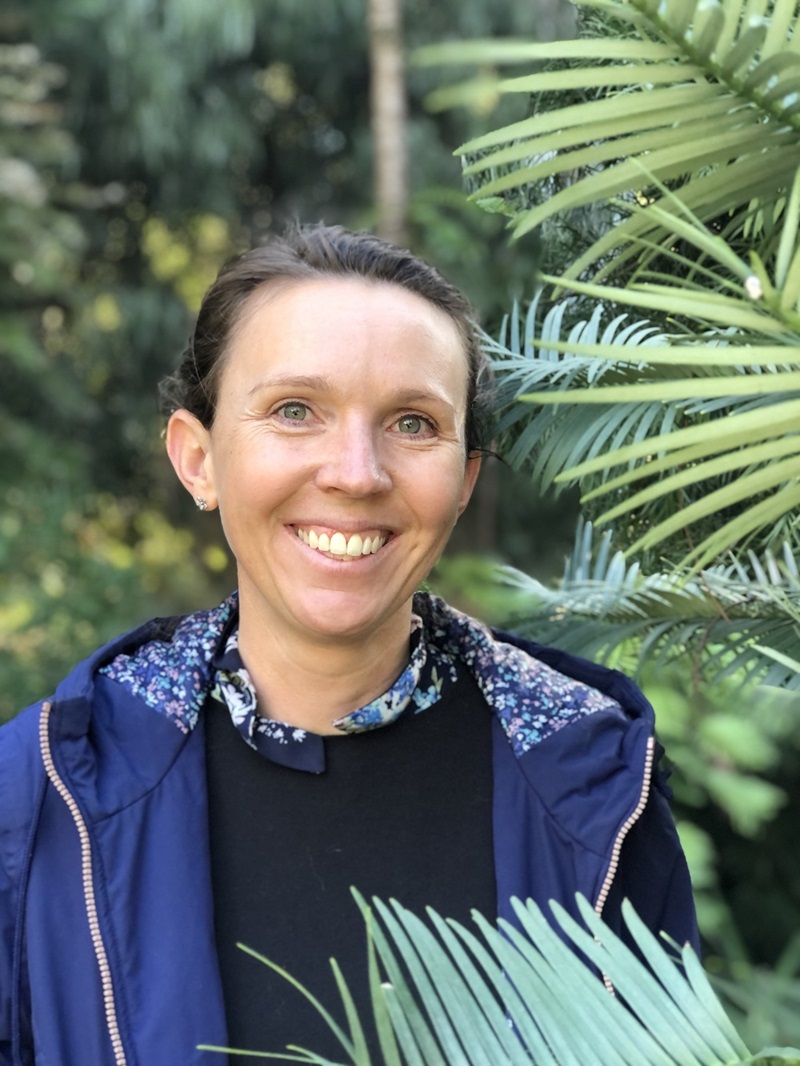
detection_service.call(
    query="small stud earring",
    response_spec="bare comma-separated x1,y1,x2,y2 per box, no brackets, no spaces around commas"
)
195,497,208,511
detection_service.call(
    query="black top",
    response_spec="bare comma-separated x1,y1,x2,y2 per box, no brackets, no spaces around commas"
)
204,664,496,1061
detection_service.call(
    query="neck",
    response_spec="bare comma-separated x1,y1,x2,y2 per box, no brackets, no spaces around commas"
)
236,599,413,735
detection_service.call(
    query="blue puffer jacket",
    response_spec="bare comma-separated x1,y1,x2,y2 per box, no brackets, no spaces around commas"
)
0,604,698,1066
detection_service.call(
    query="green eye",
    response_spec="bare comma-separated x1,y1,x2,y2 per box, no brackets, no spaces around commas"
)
398,415,424,434
280,402,308,421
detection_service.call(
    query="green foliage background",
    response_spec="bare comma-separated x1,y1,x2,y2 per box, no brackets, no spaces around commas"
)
4,0,800,1050
420,0,800,1044
0,0,549,721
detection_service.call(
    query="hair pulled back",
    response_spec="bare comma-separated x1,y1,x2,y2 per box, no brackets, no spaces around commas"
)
159,223,493,454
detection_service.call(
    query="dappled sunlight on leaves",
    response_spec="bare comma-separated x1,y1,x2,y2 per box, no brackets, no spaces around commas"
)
141,213,234,310
0,488,227,720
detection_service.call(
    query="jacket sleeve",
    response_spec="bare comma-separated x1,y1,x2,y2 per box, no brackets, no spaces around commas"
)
600,765,700,959
1,705,46,1066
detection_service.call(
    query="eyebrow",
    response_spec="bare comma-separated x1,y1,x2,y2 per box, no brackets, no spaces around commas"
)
392,389,455,411
248,375,331,396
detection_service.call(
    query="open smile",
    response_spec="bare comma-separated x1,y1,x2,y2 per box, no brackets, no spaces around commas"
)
294,526,390,561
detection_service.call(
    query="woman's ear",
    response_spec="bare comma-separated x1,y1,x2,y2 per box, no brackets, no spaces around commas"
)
457,454,482,517
165,409,217,510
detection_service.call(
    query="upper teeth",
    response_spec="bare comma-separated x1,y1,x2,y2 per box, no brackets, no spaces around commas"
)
297,528,386,557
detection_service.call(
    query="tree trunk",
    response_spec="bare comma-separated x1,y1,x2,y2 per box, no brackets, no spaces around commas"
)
366,0,408,246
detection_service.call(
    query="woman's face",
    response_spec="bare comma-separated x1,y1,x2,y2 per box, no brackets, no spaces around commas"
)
171,277,480,647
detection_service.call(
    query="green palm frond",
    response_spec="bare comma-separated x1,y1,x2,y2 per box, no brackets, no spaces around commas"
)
416,0,800,280
487,292,685,491
485,198,800,569
198,892,800,1065
422,0,800,569
496,518,800,689
517,314,800,569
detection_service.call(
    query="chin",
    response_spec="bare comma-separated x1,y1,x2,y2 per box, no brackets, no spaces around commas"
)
292,593,407,644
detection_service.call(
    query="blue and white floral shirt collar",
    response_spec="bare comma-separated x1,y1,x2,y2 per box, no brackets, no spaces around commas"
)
209,608,458,772
100,590,623,775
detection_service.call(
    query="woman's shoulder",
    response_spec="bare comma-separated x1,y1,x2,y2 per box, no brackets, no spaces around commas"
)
416,592,652,758
0,593,237,754
97,594,237,734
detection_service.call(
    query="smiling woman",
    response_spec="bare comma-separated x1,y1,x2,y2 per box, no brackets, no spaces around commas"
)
166,276,480,731
0,225,698,1066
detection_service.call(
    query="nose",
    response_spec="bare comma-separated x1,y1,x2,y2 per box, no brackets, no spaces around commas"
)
314,421,392,496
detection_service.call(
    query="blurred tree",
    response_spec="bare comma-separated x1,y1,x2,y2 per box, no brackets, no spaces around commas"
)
0,9,229,719
367,0,408,244
1,0,567,719
0,31,87,486
10,0,552,512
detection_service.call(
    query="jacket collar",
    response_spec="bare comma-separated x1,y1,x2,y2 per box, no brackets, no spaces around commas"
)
56,591,650,755
42,592,656,828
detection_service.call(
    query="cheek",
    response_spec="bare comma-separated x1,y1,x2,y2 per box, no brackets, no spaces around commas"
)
416,462,471,531
212,431,291,490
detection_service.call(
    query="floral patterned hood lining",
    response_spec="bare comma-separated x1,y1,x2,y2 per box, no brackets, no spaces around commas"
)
100,591,622,772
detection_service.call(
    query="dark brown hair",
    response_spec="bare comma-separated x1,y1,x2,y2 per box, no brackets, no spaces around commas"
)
159,223,493,454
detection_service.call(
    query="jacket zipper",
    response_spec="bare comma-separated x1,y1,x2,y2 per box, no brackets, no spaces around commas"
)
38,701,129,1066
593,734,655,993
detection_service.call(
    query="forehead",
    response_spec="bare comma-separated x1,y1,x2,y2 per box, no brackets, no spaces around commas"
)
217,275,469,407
227,276,467,370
